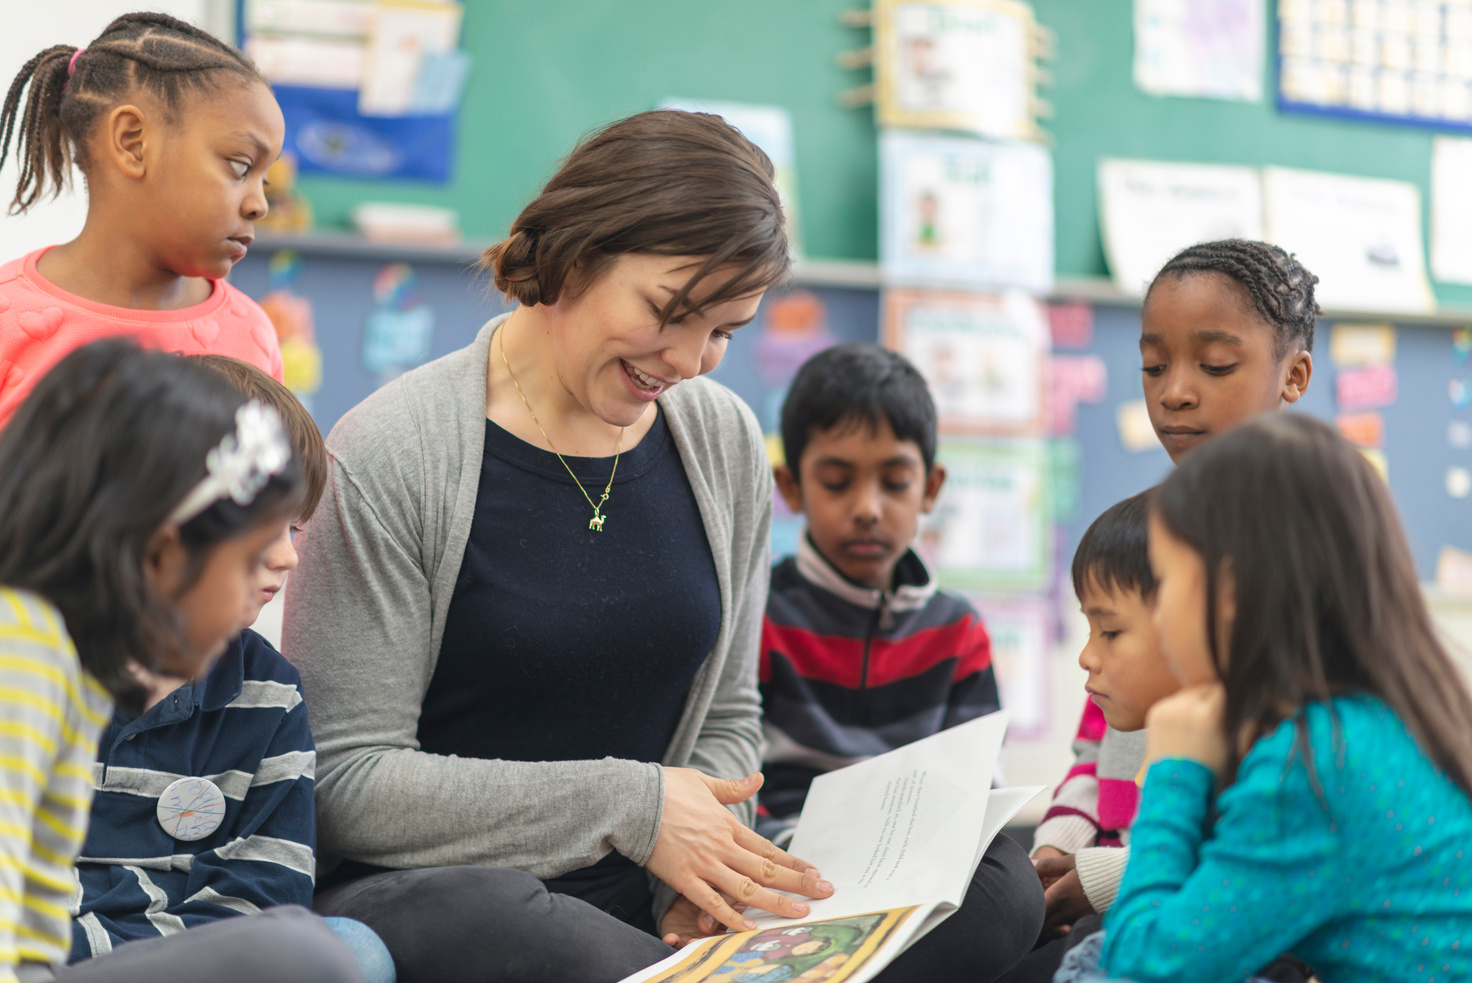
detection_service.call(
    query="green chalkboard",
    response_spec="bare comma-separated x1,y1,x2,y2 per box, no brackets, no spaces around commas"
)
294,0,1472,307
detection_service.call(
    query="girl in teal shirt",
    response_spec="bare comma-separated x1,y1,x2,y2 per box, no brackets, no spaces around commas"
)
1060,413,1472,983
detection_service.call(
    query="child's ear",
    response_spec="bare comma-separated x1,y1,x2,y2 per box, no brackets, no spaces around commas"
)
773,463,805,514
920,462,947,513
1280,351,1313,405
105,104,149,180
142,524,187,601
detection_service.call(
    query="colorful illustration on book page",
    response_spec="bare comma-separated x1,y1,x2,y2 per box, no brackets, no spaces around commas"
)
641,908,920,983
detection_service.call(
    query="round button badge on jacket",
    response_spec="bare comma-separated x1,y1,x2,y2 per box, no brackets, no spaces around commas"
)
156,777,226,841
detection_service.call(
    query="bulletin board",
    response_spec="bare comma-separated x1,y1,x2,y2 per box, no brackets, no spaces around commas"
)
261,0,1472,310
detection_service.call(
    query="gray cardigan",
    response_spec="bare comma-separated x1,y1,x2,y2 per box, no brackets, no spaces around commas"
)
282,315,772,913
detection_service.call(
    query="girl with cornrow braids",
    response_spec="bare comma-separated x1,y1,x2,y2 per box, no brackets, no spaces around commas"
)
0,11,284,431
1137,238,1317,462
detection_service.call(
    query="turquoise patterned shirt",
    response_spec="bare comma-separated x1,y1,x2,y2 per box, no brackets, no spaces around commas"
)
1101,694,1472,982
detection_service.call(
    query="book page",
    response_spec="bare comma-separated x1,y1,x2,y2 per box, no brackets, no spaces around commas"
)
773,712,1009,917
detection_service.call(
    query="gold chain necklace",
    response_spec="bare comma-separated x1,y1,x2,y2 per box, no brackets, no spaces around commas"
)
499,329,623,532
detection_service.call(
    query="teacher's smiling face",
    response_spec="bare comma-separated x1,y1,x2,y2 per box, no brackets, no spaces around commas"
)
540,253,766,427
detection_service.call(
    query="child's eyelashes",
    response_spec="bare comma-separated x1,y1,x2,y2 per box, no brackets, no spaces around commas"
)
713,330,733,342
1201,363,1237,375
1141,364,1165,377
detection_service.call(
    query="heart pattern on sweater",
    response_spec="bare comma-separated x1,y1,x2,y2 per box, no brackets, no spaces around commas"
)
191,318,220,346
0,359,22,391
18,306,64,341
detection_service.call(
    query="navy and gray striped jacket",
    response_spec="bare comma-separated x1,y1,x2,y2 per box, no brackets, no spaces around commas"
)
70,629,315,961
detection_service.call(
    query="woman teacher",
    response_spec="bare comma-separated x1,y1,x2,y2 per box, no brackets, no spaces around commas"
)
284,110,1040,983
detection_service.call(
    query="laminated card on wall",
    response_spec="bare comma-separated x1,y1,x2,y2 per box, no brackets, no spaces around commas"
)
874,0,1045,140
1263,166,1434,315
880,131,1053,294
1097,158,1263,296
917,439,1051,591
882,290,1047,436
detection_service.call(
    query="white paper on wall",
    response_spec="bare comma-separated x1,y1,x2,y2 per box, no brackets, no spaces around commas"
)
1263,166,1434,314
1432,136,1472,286
1097,158,1264,296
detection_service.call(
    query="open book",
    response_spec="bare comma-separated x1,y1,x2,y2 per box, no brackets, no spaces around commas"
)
621,712,1044,983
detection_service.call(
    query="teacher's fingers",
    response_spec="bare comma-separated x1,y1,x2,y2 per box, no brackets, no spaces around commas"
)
685,879,758,935
732,824,824,883
728,853,832,916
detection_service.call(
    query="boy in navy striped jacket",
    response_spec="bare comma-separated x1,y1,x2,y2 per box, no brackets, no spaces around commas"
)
758,345,1039,977
70,357,391,981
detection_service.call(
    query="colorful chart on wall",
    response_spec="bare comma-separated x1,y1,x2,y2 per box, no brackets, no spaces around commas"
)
883,290,1047,436
1277,0,1472,130
917,438,1050,592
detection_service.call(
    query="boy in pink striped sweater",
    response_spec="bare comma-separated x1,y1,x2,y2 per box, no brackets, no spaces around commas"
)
1031,493,1177,937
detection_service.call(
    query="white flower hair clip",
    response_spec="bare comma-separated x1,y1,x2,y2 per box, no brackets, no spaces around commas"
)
168,400,293,525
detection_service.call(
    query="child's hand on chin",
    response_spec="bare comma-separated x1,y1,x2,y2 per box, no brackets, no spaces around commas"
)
1144,683,1229,775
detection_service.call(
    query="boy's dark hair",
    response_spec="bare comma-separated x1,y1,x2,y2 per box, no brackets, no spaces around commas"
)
188,354,326,523
0,341,304,710
1154,413,1472,799
1070,491,1156,602
780,343,937,475
481,109,790,325
0,11,264,213
1148,239,1320,358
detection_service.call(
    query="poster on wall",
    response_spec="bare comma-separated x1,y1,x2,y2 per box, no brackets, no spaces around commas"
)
875,0,1044,141
1263,166,1434,314
880,131,1053,293
968,595,1051,738
882,290,1047,436
1097,158,1263,296
1133,0,1265,102
917,439,1050,592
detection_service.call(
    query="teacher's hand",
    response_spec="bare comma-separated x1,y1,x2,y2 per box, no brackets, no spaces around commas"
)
647,769,834,934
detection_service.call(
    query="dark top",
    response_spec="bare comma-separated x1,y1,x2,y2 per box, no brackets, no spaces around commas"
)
420,406,721,769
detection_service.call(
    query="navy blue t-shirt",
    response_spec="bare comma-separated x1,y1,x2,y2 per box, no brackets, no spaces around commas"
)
419,407,722,768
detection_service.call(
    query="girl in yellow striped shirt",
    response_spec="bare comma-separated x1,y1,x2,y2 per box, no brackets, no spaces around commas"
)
0,341,363,983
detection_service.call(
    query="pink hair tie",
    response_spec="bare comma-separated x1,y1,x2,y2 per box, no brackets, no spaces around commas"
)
67,48,85,78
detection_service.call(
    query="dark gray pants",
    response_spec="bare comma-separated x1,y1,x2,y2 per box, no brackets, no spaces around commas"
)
45,906,362,983
314,833,1042,983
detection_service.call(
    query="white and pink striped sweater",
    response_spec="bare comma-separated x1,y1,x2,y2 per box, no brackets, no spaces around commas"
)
1031,699,1146,912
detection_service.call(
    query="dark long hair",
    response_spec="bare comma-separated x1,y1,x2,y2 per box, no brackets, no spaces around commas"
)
481,109,791,323
0,341,303,707
0,11,263,212
1152,413,1472,797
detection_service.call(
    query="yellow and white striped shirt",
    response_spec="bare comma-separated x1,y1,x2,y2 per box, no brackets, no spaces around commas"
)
0,588,111,979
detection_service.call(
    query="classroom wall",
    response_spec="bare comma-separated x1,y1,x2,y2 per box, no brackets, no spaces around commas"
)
289,0,1472,309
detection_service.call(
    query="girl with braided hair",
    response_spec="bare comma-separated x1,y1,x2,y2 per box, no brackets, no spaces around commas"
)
1136,238,1318,462
0,11,285,431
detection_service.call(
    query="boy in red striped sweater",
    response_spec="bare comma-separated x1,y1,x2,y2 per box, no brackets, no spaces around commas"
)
757,343,1041,981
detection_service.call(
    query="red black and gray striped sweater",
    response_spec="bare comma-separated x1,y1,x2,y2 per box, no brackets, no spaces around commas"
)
755,535,1000,842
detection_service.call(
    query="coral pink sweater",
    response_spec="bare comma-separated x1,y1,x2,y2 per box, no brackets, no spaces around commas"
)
0,248,283,430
